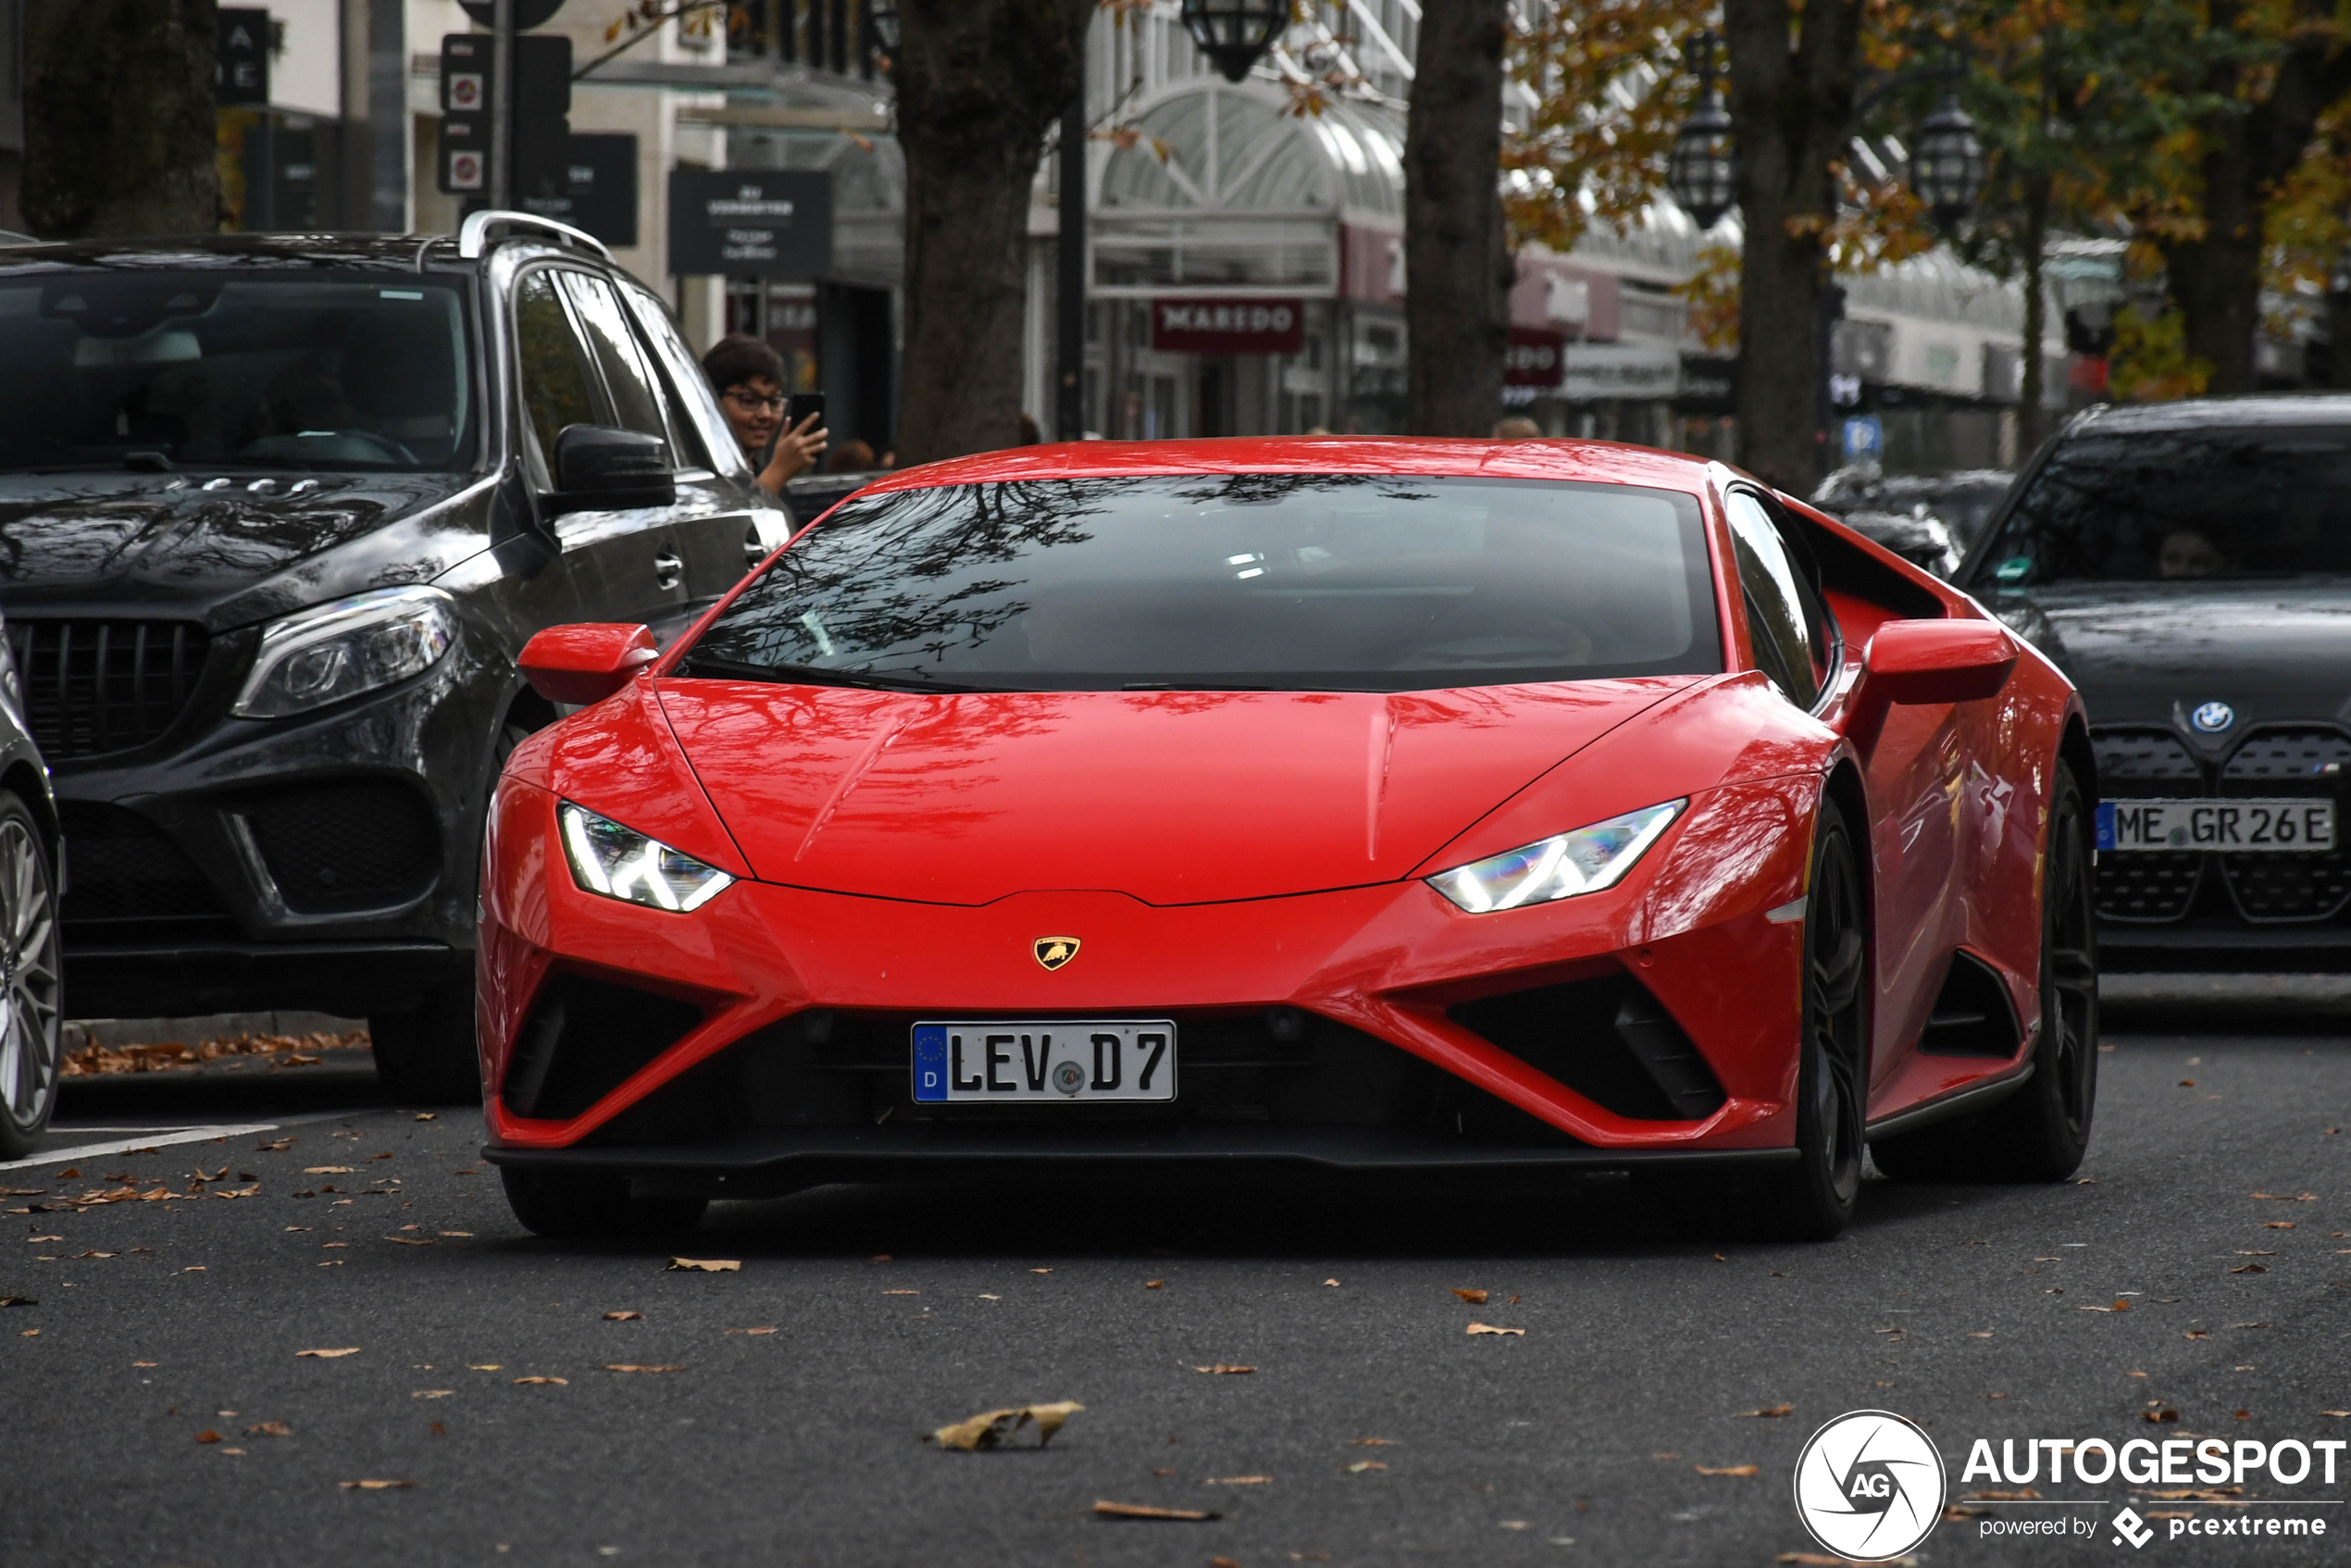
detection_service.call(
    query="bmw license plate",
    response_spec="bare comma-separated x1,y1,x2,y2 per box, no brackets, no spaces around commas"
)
2096,798,2336,853
911,1021,1177,1103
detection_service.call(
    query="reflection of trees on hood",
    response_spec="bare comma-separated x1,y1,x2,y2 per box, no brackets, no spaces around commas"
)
729,479,1112,671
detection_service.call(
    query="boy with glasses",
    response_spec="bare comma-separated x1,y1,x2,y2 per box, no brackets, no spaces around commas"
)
701,334,827,494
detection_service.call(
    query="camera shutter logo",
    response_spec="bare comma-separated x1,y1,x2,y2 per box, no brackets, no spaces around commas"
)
1791,1410,1946,1562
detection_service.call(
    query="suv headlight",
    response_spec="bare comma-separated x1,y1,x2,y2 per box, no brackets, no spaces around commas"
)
1427,800,1686,914
559,802,734,912
232,586,458,718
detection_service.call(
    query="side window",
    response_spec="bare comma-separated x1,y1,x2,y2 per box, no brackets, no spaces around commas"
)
557,271,679,464
1724,490,1821,708
513,269,602,479
620,283,742,479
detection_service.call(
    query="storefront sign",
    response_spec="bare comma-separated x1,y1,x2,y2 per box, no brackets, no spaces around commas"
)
218,8,270,106
1505,328,1566,389
1561,342,1681,402
516,133,638,248
668,169,832,277
1674,355,1737,416
1151,298,1305,355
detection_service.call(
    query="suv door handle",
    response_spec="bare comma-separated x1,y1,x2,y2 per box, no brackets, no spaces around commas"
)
653,550,683,590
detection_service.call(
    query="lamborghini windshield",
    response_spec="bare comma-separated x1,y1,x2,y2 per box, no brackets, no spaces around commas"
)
1983,428,2351,583
0,272,476,472
683,473,1721,693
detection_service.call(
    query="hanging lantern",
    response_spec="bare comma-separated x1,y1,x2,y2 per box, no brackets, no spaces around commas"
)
1179,0,1287,85
1911,93,1987,230
1665,31,1737,231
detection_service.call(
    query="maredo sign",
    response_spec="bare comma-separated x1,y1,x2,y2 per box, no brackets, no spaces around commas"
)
1150,298,1306,355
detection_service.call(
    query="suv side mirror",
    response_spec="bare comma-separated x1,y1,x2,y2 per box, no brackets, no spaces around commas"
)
549,425,677,514
1865,619,2017,705
518,622,658,705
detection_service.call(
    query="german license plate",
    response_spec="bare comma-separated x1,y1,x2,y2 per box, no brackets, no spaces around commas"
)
2096,798,2337,852
911,1021,1176,1103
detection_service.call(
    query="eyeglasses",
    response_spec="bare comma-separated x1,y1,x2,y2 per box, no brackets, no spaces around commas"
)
724,390,786,412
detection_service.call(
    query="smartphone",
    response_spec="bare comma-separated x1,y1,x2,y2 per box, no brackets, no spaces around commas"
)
785,392,826,431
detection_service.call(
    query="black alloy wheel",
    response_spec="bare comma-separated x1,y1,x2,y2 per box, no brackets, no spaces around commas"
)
1751,797,1869,1239
501,1166,709,1240
1872,765,2099,1181
0,794,61,1160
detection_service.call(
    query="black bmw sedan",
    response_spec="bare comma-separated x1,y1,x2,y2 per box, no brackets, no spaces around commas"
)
1963,396,2351,972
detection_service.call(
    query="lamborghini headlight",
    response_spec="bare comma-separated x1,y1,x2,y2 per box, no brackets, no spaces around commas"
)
558,801,734,913
1427,800,1686,914
232,585,457,718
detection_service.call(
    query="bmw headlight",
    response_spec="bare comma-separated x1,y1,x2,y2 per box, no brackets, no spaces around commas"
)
559,802,734,913
232,586,458,718
1427,800,1686,914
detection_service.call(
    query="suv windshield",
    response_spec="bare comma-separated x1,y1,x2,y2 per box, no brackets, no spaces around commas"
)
1982,428,2351,584
682,473,1719,692
0,272,476,472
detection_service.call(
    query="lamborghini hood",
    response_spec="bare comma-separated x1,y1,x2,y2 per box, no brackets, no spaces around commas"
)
653,678,1697,905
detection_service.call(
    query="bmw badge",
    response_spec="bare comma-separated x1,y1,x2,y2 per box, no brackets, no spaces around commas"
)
2190,701,2235,734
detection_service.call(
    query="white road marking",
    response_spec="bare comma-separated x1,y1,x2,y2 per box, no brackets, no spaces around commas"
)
0,1123,284,1171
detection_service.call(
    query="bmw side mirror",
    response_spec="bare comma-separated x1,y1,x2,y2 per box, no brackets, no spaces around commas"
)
548,425,677,515
1864,620,2018,705
518,622,658,705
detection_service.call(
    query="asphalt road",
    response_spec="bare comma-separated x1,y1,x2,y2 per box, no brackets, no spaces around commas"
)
4,995,2348,1567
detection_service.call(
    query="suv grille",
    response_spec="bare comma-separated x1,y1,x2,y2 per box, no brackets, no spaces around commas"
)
245,780,439,914
57,801,232,935
6,619,209,760
2219,728,2351,922
2092,728,2204,921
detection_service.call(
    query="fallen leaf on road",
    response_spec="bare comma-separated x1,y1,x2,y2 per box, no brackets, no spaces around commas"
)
1984,1392,2009,1400
0,1187,44,1197
19,1328,36,1336
414,1113,436,1122
2179,1079,2196,1087
2230,1263,2269,1275
1451,1288,1488,1304
666,1258,740,1273
2185,1330,2209,1339
1192,1363,1257,1374
54,1167,76,1178
1696,1464,1759,1476
256,1139,292,1151
0,1297,36,1307
303,1166,355,1175
511,1376,567,1386
1350,1437,1396,1446
245,1421,290,1437
2263,1222,2295,1229
412,1390,453,1399
2144,1408,2180,1424
926,1400,1085,1450
977,1293,1001,1300
2235,1409,2253,1420
881,1289,918,1296
194,1430,220,1444
1031,1268,1051,1274
1144,1279,1163,1289
1206,1475,1272,1485
1734,1404,1794,1418
1465,1324,1524,1338
438,1231,471,1238
69,1251,116,1259
467,1364,502,1370
2251,1191,2318,1201
2236,1250,2277,1256
1324,1277,1339,1287
1343,1461,1387,1474
297,1348,360,1358
1967,1330,1996,1337
338,1479,413,1490
382,1236,435,1247
603,1364,686,1374
2322,1411,2351,1418
1653,1452,1680,1460
725,1326,776,1335
602,1311,641,1321
1090,1500,1216,1521
2232,1322,2270,1329
132,1361,155,1367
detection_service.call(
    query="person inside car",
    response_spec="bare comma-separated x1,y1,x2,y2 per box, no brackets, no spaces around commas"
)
702,333,827,495
2159,526,2229,579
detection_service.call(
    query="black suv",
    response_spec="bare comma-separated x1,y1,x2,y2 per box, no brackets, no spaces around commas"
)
0,213,791,1096
1963,395,2351,972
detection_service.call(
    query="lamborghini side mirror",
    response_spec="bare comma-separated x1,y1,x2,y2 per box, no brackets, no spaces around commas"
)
1864,619,2017,705
518,622,658,705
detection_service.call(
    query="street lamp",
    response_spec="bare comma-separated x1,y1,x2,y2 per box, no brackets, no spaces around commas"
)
1911,93,1986,230
1180,0,1287,84
1665,31,1736,231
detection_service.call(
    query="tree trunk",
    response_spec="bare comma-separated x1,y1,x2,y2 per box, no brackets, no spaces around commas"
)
21,0,220,238
893,0,1093,465
2017,171,2050,454
1403,0,1509,437
1723,0,1863,492
2156,18,2351,396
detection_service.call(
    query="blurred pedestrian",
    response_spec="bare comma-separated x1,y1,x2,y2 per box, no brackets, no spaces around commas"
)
1492,416,1541,439
701,333,826,494
827,438,877,473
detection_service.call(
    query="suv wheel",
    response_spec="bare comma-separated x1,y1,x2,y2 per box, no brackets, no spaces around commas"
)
0,794,62,1160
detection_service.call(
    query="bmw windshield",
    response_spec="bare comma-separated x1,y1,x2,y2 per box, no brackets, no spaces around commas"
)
0,272,477,473
682,472,1720,693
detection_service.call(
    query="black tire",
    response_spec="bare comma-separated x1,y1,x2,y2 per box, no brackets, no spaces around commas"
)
1872,765,2098,1182
1745,797,1869,1241
501,1166,708,1240
368,716,538,1105
0,793,62,1161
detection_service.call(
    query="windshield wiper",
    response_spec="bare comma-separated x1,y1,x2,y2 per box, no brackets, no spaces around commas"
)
680,654,997,693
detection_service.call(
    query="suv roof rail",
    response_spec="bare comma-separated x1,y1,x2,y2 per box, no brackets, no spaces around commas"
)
455,209,614,263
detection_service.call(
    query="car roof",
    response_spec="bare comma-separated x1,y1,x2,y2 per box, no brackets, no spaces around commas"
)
2071,394,2351,435
0,230,479,277
855,437,1722,495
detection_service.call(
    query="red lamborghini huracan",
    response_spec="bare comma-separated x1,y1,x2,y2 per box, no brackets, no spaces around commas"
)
478,440,2097,1241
